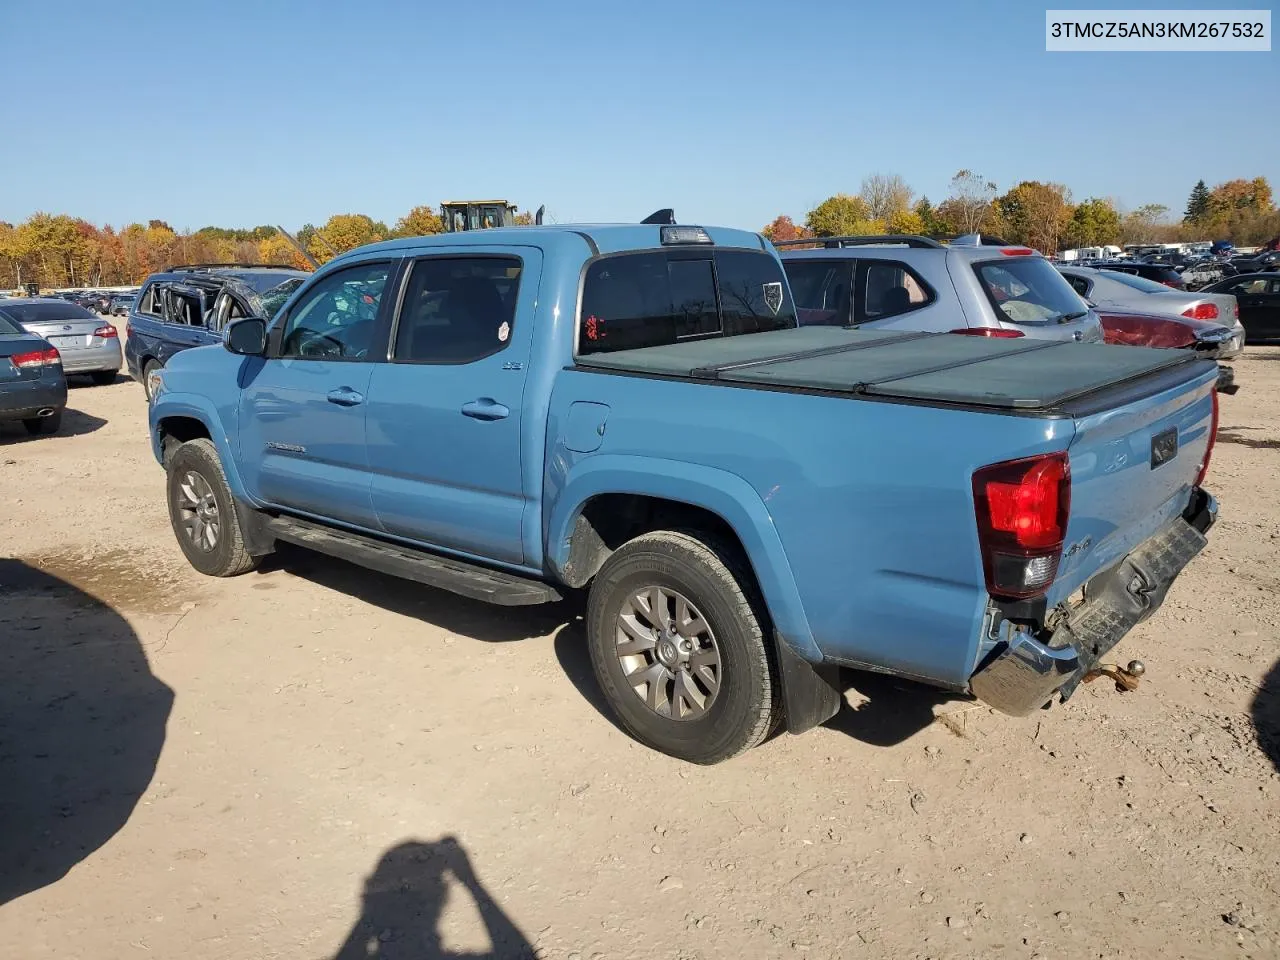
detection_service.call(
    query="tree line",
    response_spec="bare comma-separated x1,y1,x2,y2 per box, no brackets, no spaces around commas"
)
763,172,1279,254
4,177,1277,289
0,205,535,290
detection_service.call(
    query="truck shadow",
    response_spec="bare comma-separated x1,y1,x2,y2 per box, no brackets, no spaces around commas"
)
0,559,173,906
329,836,533,960
257,544,581,644
824,671,964,747
1252,658,1280,774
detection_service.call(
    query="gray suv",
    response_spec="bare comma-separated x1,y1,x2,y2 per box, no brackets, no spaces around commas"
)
776,234,1104,343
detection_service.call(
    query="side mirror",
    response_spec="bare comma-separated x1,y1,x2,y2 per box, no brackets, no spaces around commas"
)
225,317,268,356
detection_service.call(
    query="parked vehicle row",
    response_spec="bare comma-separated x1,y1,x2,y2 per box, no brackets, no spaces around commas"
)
0,309,67,435
146,221,1221,764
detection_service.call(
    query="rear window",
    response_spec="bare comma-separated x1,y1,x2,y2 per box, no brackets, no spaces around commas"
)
0,312,23,335
0,301,96,324
578,249,795,354
975,257,1085,323
1101,269,1177,293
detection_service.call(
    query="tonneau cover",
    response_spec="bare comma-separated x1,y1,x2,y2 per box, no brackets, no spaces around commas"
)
576,328,1201,411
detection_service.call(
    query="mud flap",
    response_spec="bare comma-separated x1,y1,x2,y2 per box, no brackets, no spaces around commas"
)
775,635,842,734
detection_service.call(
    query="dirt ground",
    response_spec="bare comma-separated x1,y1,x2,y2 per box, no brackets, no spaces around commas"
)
2,348,1278,960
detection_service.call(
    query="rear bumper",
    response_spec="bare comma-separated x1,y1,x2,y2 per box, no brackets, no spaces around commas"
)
0,378,68,421
970,488,1216,717
60,340,123,374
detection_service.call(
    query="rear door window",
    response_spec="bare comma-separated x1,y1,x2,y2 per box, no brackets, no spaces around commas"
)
391,257,522,364
136,283,163,318
975,257,1085,324
579,249,795,354
859,260,934,322
782,259,853,326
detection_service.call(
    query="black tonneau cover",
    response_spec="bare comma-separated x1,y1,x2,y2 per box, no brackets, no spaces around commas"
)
575,328,1204,411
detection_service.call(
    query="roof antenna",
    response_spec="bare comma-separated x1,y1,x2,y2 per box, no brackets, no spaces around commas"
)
641,208,676,225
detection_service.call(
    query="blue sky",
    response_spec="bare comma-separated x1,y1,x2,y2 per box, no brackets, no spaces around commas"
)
1,0,1276,232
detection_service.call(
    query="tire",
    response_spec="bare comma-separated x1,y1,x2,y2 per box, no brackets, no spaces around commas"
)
141,359,160,400
22,411,62,435
90,370,117,386
166,437,259,577
586,530,777,765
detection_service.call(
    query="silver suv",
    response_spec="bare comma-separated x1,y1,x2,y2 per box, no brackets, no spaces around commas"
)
776,234,1104,343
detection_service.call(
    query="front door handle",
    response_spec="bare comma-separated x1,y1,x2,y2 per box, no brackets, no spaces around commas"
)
461,398,510,421
326,387,365,407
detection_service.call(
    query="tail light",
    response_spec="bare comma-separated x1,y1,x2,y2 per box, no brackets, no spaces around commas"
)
93,324,119,339
951,327,1025,338
973,452,1071,600
1233,302,1239,320
10,347,61,369
1182,304,1219,321
1161,280,1183,289
1195,389,1219,488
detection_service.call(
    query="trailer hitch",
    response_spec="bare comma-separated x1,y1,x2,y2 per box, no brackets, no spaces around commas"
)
1083,659,1146,693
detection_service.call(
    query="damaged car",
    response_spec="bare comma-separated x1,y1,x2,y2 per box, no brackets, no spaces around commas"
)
124,264,307,399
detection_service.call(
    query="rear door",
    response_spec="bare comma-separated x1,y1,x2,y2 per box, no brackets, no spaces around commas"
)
364,249,539,565
853,259,943,331
237,259,397,529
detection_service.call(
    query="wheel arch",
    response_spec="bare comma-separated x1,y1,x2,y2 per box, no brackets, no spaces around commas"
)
546,456,820,663
150,394,251,503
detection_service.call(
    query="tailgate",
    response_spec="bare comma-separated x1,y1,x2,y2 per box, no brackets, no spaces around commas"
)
1047,362,1218,605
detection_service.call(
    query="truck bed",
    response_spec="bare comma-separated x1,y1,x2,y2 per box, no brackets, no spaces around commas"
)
576,328,1207,412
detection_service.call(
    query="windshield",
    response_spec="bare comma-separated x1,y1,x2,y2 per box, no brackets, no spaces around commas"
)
255,277,305,318
1100,270,1176,293
226,270,308,294
975,257,1085,323
578,249,796,355
0,301,97,323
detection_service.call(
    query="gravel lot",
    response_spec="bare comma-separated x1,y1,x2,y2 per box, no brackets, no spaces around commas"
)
2,349,1278,960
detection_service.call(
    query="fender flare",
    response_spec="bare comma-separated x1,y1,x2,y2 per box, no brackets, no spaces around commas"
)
546,455,821,663
148,393,254,505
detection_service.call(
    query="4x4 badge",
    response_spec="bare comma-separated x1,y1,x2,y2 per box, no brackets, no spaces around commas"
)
762,282,783,316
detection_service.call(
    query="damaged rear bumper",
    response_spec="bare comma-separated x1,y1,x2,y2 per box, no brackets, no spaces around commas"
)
969,488,1217,717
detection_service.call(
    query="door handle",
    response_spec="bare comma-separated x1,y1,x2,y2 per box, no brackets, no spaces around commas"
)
326,387,365,407
461,398,510,421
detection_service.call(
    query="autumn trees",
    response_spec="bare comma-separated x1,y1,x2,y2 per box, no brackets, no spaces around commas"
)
764,172,1277,255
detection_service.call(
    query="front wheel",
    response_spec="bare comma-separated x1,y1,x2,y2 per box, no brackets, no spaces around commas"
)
586,530,777,764
166,438,259,577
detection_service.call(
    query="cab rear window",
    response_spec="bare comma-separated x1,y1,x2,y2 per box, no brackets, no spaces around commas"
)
578,249,796,355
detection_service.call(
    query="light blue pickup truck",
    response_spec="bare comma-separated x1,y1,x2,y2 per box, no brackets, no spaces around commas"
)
148,222,1220,764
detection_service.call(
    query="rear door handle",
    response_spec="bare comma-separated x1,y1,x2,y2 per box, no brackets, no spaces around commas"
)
461,398,510,421
326,387,365,407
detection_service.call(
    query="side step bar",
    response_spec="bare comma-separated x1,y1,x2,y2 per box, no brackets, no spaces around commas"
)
264,515,561,606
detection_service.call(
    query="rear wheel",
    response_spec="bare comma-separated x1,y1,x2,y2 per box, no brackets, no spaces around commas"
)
166,438,259,577
586,530,777,765
141,359,161,400
90,370,118,386
22,411,62,436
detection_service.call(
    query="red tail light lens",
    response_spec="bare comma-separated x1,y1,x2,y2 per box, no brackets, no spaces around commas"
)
1161,280,1181,289
950,327,1025,338
93,324,119,339
1000,248,1035,256
1195,389,1218,488
1182,304,1219,321
973,452,1071,599
1233,302,1239,320
10,348,61,369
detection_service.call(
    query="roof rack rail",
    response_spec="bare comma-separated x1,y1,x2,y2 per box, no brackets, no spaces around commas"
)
941,233,1013,247
772,234,944,249
164,262,303,272
641,208,676,225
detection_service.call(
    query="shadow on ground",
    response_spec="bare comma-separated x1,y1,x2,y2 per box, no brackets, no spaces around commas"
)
331,836,533,960
0,559,173,906
824,670,963,746
0,408,107,443
258,543,581,643
1252,658,1280,773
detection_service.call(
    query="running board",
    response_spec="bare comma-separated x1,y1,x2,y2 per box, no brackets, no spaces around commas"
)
264,515,561,606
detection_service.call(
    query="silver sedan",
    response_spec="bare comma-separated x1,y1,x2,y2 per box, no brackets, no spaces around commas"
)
0,298,123,384
1056,265,1245,358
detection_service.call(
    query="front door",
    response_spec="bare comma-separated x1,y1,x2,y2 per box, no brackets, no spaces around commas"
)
365,250,540,566
237,259,396,529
